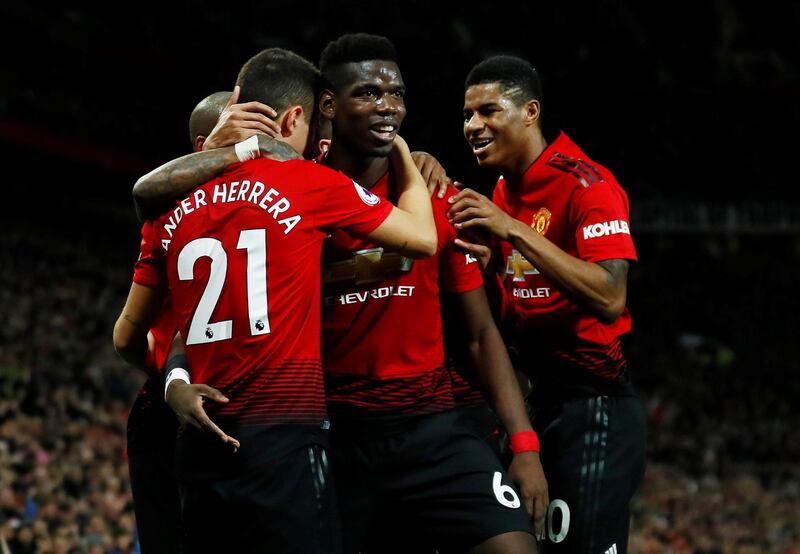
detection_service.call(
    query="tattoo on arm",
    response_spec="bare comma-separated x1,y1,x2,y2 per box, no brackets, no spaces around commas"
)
258,136,303,161
122,314,146,328
133,148,238,219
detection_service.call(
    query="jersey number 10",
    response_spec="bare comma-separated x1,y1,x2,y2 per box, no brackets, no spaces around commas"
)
177,229,270,345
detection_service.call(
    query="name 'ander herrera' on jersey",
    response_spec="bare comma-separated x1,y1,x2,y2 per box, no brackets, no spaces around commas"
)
158,179,303,251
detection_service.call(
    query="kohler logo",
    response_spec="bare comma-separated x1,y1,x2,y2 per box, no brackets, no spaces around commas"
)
582,220,630,240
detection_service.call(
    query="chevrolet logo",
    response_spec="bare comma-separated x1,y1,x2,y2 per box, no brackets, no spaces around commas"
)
323,247,414,285
505,250,539,282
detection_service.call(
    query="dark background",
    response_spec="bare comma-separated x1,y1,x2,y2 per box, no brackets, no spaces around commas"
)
3,1,799,203
2,2,799,552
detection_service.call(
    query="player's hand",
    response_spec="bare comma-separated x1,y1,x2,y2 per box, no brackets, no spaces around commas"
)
203,85,282,151
454,237,492,271
411,151,452,199
256,135,302,161
509,451,549,541
165,381,240,452
447,188,517,240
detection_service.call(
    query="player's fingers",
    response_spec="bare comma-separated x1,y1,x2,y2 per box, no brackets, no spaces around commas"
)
453,238,489,257
533,495,547,540
415,157,434,179
228,112,281,136
450,206,489,224
454,217,489,231
197,384,229,403
410,151,432,173
218,430,241,452
445,197,480,219
232,109,277,124
232,101,278,119
184,412,206,432
226,86,240,109
194,410,234,445
448,187,481,203
523,492,534,517
436,176,452,199
415,160,438,194
235,120,280,137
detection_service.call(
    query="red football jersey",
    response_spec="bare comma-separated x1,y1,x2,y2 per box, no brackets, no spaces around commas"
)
133,221,179,372
321,173,483,415
135,158,392,429
493,132,637,378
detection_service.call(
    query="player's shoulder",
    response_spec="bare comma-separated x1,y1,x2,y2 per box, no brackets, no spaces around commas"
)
244,157,326,176
542,142,625,204
432,184,463,210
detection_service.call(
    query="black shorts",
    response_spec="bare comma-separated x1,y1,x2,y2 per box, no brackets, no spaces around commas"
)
128,450,183,553
180,443,340,554
330,410,533,554
457,405,503,461
127,373,183,553
535,395,646,554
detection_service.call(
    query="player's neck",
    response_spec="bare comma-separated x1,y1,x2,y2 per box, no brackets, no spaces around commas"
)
503,132,548,190
326,145,390,189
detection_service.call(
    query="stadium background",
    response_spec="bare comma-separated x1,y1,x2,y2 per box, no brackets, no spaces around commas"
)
1,2,798,552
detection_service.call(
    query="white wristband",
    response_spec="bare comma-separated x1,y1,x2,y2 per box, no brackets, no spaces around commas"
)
164,368,191,400
234,135,261,162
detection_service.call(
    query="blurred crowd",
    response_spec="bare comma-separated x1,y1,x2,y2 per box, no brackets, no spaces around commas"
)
1,226,799,554
625,235,800,553
0,223,143,554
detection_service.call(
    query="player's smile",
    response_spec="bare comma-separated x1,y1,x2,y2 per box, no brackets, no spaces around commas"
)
469,135,494,157
368,120,398,144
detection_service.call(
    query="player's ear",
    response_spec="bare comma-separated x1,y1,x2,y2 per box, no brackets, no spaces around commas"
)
194,136,206,152
524,99,541,127
319,89,335,120
318,138,331,154
281,106,304,137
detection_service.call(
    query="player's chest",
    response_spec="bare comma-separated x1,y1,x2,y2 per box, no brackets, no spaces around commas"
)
504,188,575,249
321,234,438,290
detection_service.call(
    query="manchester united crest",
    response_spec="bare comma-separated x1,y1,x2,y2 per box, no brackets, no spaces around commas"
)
531,207,552,235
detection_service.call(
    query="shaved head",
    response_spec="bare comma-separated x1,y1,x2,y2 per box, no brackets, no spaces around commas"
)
189,91,231,148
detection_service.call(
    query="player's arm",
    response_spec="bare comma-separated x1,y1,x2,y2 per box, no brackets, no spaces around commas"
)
448,189,629,323
454,286,548,537
133,87,298,219
163,335,240,451
133,135,301,220
113,282,166,370
410,151,451,199
365,136,437,257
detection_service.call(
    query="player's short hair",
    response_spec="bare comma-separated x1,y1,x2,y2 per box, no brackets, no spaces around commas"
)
236,48,319,122
319,33,398,90
465,55,543,106
188,91,231,145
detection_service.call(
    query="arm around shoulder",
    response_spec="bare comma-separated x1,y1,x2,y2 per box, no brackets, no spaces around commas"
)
366,137,437,257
